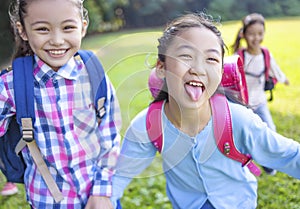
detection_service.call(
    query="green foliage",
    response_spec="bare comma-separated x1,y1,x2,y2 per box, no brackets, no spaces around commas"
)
122,0,300,29
83,0,126,33
0,175,29,209
1,17,300,209
0,0,14,66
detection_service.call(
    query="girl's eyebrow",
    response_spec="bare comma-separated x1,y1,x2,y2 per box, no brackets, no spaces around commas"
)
177,44,221,55
206,48,221,56
31,19,78,26
62,19,79,24
176,44,194,51
31,21,49,26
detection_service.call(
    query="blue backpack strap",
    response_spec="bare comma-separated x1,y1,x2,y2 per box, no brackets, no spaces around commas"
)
11,56,67,202
77,50,107,119
12,56,35,127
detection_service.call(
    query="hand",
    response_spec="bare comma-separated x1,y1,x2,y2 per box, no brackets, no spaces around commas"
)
85,196,113,209
284,79,290,86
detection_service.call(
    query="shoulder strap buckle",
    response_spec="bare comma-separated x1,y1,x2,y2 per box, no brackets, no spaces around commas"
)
21,118,34,142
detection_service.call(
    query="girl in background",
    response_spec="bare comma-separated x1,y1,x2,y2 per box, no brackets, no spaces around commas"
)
232,13,289,175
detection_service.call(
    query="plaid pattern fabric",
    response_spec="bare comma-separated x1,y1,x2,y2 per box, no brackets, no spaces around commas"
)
0,55,121,208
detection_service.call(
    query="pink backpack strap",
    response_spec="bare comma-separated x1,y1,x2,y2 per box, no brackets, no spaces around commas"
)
146,100,164,153
240,47,271,79
237,48,245,63
261,47,271,78
211,94,261,176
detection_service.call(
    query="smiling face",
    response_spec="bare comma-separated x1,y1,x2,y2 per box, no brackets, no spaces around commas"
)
157,27,223,108
243,22,265,53
16,0,87,71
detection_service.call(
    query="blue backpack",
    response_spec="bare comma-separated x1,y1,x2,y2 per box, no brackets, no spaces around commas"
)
0,50,107,200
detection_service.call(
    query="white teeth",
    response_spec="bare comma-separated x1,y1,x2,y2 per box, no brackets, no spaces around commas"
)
188,81,203,87
49,50,66,55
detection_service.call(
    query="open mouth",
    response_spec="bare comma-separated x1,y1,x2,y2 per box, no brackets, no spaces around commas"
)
187,81,204,88
185,81,205,101
47,49,68,56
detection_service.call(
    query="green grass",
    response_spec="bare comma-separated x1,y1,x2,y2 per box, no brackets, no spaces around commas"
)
1,17,300,208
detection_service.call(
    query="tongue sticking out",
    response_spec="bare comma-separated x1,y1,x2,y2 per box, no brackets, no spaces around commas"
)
185,84,203,101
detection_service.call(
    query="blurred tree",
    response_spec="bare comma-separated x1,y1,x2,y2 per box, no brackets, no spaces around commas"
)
278,0,300,16
84,0,127,33
122,0,300,29
0,0,14,67
123,0,188,28
208,0,236,20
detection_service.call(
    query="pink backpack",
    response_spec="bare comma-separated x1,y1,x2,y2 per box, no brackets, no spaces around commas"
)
237,47,277,101
221,55,249,105
146,56,261,176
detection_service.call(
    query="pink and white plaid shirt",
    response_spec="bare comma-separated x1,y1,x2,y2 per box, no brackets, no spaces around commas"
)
0,55,121,208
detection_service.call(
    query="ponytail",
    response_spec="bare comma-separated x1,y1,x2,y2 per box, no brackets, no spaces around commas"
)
231,28,243,53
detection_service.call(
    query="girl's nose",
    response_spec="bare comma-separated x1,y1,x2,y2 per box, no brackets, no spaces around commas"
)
49,31,65,46
189,60,206,76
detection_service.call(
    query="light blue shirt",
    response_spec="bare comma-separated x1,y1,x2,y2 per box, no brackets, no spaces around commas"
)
111,101,300,209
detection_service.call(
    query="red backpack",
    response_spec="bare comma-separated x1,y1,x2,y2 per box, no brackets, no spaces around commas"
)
146,56,261,176
237,47,277,101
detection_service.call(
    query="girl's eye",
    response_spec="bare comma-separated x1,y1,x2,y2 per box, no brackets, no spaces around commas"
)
64,25,77,31
180,54,192,59
35,27,49,32
207,57,220,63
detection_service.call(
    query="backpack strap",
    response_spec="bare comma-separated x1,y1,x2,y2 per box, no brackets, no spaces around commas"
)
211,94,261,176
13,56,64,203
237,48,245,63
77,50,107,121
238,48,265,78
238,47,271,78
13,56,35,124
146,100,164,153
261,47,276,101
261,47,271,78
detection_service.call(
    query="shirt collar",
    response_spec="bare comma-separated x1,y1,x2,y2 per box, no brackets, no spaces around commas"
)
33,54,83,84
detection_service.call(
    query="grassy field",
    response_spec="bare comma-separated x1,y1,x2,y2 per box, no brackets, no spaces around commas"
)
1,17,300,208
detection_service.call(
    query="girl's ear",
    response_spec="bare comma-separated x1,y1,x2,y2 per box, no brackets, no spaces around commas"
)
81,20,88,37
156,60,166,79
16,22,28,41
